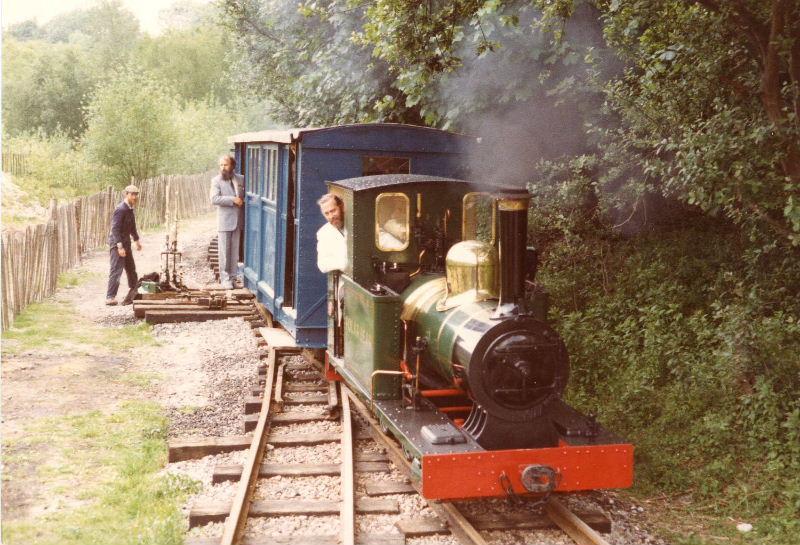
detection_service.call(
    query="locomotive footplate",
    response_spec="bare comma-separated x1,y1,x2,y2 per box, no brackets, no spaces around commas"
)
373,397,485,458
370,395,633,501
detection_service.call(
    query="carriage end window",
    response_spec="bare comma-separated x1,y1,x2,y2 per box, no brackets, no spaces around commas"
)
375,193,410,251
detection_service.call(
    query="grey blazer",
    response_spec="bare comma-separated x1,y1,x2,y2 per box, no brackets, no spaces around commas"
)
210,173,245,232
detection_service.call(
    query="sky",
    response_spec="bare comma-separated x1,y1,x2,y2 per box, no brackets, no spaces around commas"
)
1,0,211,35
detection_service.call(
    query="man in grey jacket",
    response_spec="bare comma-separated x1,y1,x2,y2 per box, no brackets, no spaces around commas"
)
210,155,245,289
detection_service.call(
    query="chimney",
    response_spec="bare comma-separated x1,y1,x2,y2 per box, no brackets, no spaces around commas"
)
492,194,530,319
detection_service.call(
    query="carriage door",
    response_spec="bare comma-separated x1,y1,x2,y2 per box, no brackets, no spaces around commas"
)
282,143,297,309
244,146,263,287
260,145,279,302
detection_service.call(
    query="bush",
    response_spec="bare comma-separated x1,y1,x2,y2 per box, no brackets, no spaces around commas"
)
83,70,178,187
167,100,241,175
3,131,108,202
537,222,800,537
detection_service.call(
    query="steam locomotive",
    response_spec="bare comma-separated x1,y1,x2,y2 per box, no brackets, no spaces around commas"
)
322,174,633,500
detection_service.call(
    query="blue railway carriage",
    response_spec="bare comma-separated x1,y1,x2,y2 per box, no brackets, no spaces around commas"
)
229,123,476,347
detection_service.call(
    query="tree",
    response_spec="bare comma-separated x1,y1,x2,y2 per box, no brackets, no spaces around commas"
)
40,9,93,43
64,0,141,76
134,26,234,105
595,0,800,244
6,19,44,41
354,0,612,184
218,0,403,126
83,71,178,185
2,37,95,138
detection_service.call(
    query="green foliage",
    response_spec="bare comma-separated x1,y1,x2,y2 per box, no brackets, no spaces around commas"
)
83,71,179,186
2,132,108,201
134,25,234,105
220,0,403,125
594,0,800,245
535,217,800,539
3,0,258,198
166,99,247,174
1,37,95,138
1,402,200,545
62,0,141,74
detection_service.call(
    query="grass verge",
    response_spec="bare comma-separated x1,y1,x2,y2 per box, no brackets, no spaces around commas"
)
2,299,157,356
1,401,200,545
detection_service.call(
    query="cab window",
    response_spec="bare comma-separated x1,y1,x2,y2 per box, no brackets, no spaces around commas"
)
463,192,495,243
375,193,410,251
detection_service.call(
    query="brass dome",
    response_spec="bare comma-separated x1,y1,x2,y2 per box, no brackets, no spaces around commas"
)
437,240,499,311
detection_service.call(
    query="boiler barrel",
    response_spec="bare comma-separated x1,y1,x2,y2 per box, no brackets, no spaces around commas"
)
400,274,569,421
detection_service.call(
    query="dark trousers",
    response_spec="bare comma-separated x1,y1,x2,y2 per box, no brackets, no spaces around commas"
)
106,247,138,299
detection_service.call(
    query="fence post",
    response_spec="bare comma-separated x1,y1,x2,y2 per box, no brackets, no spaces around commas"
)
47,199,59,293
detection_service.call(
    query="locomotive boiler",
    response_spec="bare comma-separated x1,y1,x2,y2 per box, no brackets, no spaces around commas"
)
324,174,633,501
399,193,570,450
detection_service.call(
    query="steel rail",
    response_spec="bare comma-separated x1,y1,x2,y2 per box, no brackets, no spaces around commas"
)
342,385,487,545
274,361,286,411
339,384,355,545
220,347,278,545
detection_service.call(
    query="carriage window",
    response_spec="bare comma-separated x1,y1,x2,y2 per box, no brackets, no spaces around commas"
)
271,149,278,201
363,156,410,176
259,148,266,196
246,148,255,193
267,148,272,199
375,193,410,251
259,147,279,202
463,192,495,243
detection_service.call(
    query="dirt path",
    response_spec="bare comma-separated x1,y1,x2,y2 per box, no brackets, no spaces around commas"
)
1,212,231,520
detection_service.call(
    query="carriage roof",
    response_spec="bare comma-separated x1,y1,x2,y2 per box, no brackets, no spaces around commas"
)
228,123,474,144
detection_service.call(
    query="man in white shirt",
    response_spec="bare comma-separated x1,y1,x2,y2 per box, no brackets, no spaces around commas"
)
316,193,347,273
316,193,347,356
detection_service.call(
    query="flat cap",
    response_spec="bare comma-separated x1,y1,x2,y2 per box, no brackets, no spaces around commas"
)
124,184,140,194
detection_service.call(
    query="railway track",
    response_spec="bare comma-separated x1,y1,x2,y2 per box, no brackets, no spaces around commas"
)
168,334,614,545
156,232,610,545
159,237,615,544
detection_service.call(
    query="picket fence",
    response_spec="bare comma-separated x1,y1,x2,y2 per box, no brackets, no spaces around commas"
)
1,152,29,177
1,172,214,330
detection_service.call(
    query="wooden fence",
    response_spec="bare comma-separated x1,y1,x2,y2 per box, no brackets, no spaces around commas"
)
1,172,214,331
1,152,30,177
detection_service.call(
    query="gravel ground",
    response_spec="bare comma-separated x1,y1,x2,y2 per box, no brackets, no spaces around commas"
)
178,233,219,289
158,228,666,545
160,316,260,437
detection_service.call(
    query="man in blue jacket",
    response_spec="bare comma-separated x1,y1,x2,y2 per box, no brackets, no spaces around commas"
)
106,185,142,306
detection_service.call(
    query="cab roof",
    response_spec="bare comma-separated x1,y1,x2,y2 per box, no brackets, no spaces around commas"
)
328,174,529,195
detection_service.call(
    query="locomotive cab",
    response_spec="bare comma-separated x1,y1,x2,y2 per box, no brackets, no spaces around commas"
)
324,174,634,501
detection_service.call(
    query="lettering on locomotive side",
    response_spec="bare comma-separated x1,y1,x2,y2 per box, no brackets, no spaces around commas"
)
346,319,370,344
